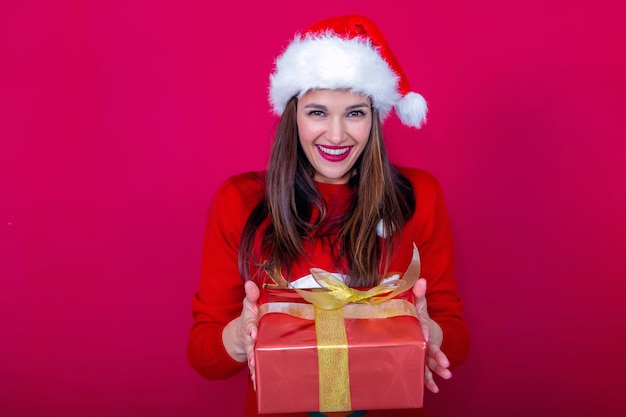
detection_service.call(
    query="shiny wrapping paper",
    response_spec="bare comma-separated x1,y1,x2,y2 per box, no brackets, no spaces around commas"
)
254,287,426,414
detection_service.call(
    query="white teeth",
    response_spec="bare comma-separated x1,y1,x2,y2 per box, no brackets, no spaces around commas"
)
318,146,349,156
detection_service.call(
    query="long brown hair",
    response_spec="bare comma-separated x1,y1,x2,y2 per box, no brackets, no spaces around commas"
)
239,96,415,286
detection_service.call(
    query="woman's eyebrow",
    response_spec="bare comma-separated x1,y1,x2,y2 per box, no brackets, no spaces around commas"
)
346,103,370,110
303,103,370,110
303,103,327,110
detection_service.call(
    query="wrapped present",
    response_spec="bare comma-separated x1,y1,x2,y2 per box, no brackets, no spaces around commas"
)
254,246,426,414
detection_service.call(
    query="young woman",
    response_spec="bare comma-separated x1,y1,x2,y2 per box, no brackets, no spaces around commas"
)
187,14,470,417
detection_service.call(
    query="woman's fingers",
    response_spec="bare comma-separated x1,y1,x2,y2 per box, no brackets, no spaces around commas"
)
242,280,260,345
241,281,260,390
241,280,261,390
424,345,451,392
426,354,452,380
249,356,257,390
423,364,439,393
412,277,453,392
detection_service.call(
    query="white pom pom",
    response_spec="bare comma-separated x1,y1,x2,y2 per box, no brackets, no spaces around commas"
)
395,91,428,128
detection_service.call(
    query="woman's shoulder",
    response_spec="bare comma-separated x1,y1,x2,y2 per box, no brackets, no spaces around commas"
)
395,166,443,193
219,171,265,190
212,171,266,207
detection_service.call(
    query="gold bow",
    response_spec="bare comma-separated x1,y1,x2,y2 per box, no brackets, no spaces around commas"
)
290,244,421,310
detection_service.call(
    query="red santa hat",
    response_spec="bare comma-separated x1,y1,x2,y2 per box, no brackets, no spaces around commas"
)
269,14,427,129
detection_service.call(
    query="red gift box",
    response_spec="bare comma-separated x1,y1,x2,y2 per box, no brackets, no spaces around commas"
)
253,268,426,414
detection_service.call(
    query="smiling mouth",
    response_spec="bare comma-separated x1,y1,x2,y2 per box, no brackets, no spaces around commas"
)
317,145,351,156
316,145,353,162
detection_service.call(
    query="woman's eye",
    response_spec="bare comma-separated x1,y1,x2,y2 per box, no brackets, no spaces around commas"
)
348,110,365,117
308,110,325,117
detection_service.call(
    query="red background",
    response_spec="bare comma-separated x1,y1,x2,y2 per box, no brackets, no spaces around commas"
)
2,1,625,416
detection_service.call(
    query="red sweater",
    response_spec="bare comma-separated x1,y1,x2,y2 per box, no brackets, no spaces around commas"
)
188,167,470,417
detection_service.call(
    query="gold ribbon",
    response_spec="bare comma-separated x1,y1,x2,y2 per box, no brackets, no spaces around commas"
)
315,306,351,412
258,298,419,321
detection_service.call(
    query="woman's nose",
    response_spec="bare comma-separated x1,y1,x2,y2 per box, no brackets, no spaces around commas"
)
326,117,346,144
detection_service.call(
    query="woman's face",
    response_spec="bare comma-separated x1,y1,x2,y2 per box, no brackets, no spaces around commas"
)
296,89,372,184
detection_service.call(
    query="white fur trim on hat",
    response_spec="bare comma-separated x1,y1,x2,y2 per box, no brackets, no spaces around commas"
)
269,33,401,121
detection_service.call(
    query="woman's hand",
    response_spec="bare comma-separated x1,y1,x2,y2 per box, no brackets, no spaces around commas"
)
412,278,452,393
222,280,260,387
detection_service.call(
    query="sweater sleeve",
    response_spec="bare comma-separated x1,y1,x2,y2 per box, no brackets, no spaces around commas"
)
405,169,470,368
187,172,264,379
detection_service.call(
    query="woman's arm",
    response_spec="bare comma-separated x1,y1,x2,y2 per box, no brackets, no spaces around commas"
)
401,168,471,390
187,172,265,379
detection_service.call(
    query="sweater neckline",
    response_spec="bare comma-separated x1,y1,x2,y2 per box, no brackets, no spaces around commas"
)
314,180,351,191
314,181,354,202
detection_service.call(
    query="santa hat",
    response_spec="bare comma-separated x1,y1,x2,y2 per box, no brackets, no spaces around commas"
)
269,14,427,129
